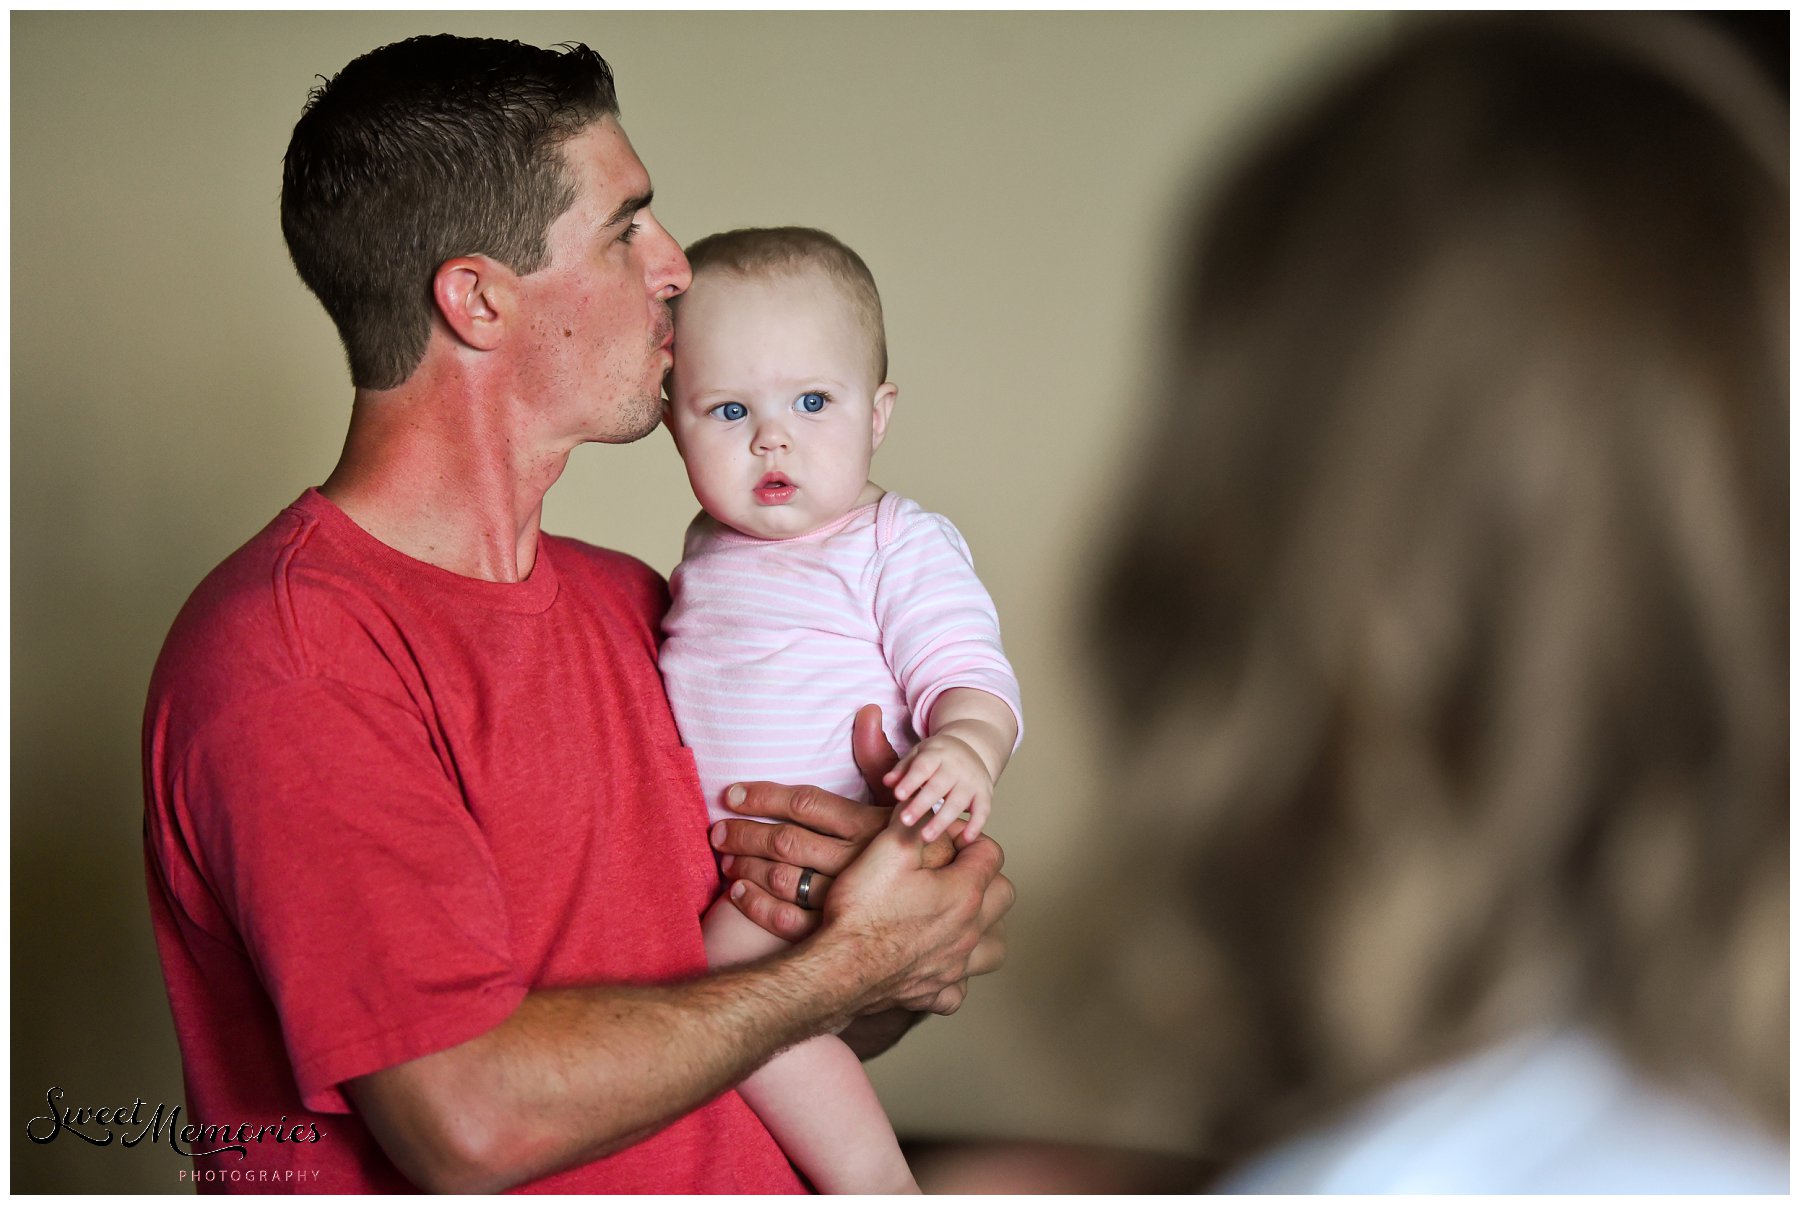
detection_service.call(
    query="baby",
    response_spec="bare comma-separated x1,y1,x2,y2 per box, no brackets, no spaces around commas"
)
659,227,1023,1193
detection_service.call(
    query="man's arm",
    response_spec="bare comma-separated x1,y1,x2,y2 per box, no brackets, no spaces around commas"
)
349,974,816,1193
347,810,1004,1192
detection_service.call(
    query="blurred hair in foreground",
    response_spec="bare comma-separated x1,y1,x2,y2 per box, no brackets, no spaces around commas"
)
1083,11,1786,1177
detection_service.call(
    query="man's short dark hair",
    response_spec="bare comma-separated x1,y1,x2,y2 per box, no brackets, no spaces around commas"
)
280,35,619,389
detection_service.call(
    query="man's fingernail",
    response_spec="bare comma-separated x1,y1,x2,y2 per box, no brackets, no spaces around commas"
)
720,854,734,874
730,881,746,901
710,822,726,847
727,785,746,808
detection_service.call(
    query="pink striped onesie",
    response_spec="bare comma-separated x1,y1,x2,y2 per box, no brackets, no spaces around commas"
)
661,491,1023,824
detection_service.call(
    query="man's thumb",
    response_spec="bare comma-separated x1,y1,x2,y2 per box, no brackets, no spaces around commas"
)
853,704,900,803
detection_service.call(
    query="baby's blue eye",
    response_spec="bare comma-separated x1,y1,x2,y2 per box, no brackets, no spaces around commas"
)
710,402,748,421
794,392,828,414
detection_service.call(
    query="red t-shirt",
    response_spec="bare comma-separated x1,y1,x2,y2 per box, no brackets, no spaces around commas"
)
142,489,805,1193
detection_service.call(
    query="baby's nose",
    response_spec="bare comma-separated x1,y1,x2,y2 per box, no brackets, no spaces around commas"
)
752,422,791,454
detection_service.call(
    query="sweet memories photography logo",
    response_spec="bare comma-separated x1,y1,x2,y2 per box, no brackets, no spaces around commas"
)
26,1086,327,1184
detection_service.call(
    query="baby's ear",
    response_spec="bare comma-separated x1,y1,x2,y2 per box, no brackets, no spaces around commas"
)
870,382,898,450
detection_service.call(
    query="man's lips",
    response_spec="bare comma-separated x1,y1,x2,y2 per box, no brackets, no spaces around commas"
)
754,473,795,505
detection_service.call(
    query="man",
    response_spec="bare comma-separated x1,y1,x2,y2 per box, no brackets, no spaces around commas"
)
143,34,1011,1193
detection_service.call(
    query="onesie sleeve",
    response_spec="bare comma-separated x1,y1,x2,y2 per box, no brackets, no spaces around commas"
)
167,677,527,1113
871,503,1024,749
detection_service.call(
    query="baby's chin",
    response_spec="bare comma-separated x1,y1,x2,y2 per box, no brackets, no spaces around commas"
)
718,516,804,541
692,500,769,540
704,505,832,543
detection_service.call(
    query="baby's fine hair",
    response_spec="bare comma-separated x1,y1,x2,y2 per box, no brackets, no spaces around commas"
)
682,226,888,383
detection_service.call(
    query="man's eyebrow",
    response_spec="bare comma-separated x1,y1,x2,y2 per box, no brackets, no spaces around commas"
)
602,189,654,229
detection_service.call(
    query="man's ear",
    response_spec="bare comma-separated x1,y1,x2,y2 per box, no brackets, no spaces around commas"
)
870,382,898,450
432,256,509,352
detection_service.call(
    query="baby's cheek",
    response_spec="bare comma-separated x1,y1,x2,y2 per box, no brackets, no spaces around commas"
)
702,454,743,496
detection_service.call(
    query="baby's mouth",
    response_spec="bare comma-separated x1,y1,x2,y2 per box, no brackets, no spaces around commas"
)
753,473,796,505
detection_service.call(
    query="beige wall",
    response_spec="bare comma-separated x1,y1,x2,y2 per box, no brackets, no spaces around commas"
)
12,11,1386,1192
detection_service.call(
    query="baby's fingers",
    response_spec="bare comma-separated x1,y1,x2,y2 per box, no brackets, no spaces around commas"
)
880,753,914,790
894,760,943,818
918,777,973,842
931,784,989,844
957,798,992,846
920,810,960,843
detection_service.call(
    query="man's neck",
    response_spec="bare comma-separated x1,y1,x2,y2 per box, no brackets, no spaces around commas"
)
320,363,572,583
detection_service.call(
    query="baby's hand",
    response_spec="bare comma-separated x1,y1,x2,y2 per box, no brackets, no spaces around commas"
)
884,734,994,845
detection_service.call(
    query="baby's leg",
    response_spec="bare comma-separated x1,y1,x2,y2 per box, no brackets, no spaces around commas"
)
703,898,919,1193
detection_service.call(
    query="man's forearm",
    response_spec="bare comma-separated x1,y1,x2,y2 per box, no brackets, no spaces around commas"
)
351,943,863,1192
352,783,1007,1191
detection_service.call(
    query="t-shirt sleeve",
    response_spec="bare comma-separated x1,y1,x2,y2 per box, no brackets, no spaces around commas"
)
872,509,1024,748
170,677,528,1113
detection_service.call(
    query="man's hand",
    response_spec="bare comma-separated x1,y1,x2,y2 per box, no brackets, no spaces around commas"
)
710,704,947,938
813,807,1010,1016
709,704,1014,1014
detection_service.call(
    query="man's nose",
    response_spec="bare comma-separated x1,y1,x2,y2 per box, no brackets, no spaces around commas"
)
649,218,691,300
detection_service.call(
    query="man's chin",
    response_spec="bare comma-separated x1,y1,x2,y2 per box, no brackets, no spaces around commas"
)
592,393,665,445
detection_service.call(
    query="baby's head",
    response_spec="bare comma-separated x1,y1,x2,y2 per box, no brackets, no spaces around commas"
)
665,226,897,540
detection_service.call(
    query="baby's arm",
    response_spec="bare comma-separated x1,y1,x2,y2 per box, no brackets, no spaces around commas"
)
872,500,1023,846
886,687,1019,845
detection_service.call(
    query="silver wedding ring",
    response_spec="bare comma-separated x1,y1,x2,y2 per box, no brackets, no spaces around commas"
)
796,867,819,910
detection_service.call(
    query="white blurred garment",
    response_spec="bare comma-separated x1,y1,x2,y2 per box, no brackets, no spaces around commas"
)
1217,1029,1787,1194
